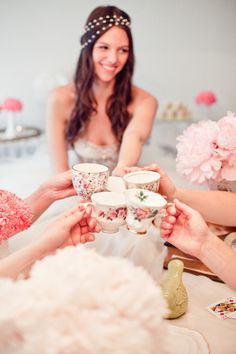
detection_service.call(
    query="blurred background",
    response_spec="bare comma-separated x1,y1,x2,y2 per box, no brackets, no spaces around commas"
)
0,0,236,129
0,0,236,199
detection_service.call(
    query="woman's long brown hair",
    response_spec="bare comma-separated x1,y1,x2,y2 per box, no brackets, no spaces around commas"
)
65,6,135,145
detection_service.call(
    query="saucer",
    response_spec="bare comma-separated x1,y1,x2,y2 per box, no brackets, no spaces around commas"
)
166,325,209,354
106,176,126,193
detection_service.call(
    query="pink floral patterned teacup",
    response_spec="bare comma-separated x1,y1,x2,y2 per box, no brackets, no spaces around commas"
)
125,188,166,235
123,171,160,192
90,192,127,233
72,163,109,200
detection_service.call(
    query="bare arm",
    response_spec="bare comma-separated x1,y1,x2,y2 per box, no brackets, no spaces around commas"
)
0,242,46,279
200,230,236,290
24,170,76,223
112,93,157,175
161,200,236,290
143,164,236,227
46,87,73,173
175,188,236,226
0,205,98,279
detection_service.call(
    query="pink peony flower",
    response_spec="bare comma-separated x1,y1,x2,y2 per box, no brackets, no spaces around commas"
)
176,112,236,184
195,91,217,106
217,112,236,151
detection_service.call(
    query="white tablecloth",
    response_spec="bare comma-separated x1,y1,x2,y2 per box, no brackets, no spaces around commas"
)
3,214,236,354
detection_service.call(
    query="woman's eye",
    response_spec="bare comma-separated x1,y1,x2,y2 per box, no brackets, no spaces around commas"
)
120,48,129,54
99,46,108,50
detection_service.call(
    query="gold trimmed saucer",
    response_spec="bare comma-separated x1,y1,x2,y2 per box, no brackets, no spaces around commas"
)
126,225,147,236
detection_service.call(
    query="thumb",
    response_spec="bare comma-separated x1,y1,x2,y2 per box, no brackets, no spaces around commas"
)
174,199,196,219
63,208,86,228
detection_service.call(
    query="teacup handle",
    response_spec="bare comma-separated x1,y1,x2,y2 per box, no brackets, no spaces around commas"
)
82,201,95,209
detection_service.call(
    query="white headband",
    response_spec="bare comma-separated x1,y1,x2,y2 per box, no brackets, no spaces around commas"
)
81,14,131,49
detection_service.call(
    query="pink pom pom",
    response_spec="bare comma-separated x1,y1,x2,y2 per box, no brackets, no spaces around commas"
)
195,91,217,106
0,190,33,241
2,98,23,112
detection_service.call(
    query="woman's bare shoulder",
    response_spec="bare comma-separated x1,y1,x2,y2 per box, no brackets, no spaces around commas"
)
49,84,75,106
132,85,157,105
131,85,158,110
47,84,75,123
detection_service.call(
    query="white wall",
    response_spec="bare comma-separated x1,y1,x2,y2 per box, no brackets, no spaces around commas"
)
0,0,236,129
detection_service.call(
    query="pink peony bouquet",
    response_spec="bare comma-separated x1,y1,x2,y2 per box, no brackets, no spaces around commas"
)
176,111,236,184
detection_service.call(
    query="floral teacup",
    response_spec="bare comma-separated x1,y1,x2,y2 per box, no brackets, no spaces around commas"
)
72,163,109,200
123,171,160,192
125,188,167,235
91,192,127,233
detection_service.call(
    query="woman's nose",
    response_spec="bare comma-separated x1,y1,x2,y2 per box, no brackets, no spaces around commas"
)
107,50,117,64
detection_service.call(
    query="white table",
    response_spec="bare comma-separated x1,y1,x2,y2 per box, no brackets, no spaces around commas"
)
171,272,236,354
3,211,236,354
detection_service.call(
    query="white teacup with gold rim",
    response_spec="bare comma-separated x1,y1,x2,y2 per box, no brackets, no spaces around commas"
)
72,163,109,200
91,192,127,234
125,188,167,235
123,171,160,192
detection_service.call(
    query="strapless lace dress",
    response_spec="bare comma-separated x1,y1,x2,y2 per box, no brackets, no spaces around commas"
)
73,138,119,171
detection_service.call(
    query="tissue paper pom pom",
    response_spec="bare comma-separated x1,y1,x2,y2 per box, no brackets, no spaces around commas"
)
0,247,169,354
0,190,33,241
1,98,23,112
195,91,217,106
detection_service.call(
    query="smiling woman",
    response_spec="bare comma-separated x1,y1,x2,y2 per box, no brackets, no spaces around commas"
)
92,27,130,83
46,5,157,176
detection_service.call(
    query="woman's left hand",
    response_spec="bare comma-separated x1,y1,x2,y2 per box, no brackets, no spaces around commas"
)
38,204,100,254
42,170,76,202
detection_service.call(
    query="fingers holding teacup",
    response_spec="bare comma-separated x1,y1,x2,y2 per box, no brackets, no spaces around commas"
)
123,166,143,174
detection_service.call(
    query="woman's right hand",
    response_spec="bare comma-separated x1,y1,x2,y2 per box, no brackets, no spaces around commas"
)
143,164,177,200
37,204,100,255
160,199,211,258
124,164,177,201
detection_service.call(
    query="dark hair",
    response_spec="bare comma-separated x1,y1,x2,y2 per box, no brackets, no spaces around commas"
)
65,5,135,144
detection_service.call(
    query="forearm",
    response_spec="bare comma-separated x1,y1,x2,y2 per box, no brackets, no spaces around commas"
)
46,117,69,173
0,241,46,279
24,185,55,223
175,188,236,226
47,139,69,173
199,232,236,290
117,132,144,168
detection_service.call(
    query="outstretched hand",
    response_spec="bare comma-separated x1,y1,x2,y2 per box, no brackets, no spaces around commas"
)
112,166,127,177
38,204,100,254
160,199,210,258
41,170,76,202
143,164,176,200
124,164,177,200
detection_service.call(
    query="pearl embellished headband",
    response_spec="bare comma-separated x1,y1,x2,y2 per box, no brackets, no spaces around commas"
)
81,14,131,49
